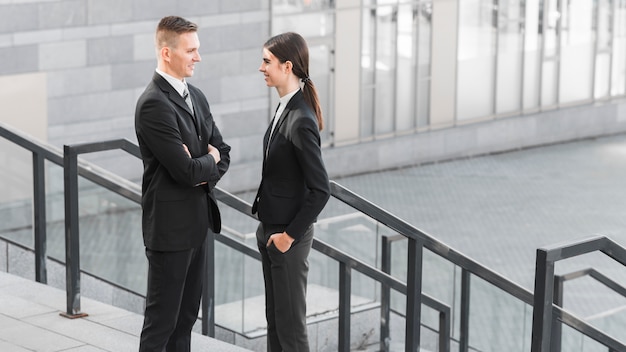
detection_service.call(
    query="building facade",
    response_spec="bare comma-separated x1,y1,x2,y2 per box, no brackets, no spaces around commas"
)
1,0,626,194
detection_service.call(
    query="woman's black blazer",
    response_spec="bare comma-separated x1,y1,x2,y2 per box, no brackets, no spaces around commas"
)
252,89,330,240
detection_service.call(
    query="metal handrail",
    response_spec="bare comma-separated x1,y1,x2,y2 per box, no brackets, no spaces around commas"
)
531,235,626,352
552,268,626,351
2,121,622,351
61,139,452,351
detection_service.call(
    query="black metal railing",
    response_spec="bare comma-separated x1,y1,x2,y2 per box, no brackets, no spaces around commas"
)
531,235,626,352
552,268,626,352
61,139,453,351
2,121,625,351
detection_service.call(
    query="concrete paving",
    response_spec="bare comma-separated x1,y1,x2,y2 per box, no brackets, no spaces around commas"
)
0,271,251,352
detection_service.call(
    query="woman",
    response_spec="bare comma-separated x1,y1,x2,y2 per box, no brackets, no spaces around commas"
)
251,32,331,352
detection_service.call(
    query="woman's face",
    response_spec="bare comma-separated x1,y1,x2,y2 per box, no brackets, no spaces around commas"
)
259,47,288,89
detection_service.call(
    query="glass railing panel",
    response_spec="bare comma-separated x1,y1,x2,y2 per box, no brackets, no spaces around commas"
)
312,198,392,305
585,307,626,347
468,274,532,352
559,323,613,352
213,237,266,336
240,251,266,335
384,237,459,340
0,138,34,248
46,161,72,266
73,175,145,292
202,191,265,336
315,196,386,267
384,299,455,350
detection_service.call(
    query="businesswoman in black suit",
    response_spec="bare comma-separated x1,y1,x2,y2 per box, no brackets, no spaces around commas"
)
252,32,331,352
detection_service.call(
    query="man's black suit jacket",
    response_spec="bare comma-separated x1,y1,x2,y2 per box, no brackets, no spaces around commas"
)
135,72,230,251
252,90,330,240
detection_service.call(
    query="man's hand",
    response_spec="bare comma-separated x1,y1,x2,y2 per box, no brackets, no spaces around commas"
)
208,144,221,164
267,232,294,253
183,144,208,186
182,144,191,157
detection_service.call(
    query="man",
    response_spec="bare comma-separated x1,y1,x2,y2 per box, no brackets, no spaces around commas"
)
134,16,230,352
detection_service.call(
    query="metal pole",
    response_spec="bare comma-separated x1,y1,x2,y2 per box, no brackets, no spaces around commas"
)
551,275,564,352
531,249,554,352
438,307,451,352
32,152,47,284
61,145,87,318
202,231,215,337
380,235,392,351
459,269,471,352
406,237,423,351
338,262,352,351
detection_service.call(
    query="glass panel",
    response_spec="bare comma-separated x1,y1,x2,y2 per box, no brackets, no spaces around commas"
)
559,0,594,104
587,307,626,346
560,323,613,352
457,0,496,120
594,0,612,99
44,162,65,266
272,12,335,38
271,1,335,143
75,176,145,292
468,275,532,351
496,0,523,114
417,0,432,128
541,0,559,106
374,5,398,135
0,138,34,248
395,3,418,132
361,5,376,139
523,0,541,110
310,43,333,144
611,0,626,96
315,197,384,268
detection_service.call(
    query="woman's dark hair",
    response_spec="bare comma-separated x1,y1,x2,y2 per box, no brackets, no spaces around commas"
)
264,32,324,131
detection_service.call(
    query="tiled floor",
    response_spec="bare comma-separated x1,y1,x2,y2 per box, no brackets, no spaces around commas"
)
0,271,251,352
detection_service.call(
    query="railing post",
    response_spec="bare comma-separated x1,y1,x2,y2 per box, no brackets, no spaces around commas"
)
61,145,87,318
551,275,564,352
380,234,392,351
531,249,554,352
202,230,215,337
459,269,471,352
438,306,451,352
32,152,47,284
338,261,351,351
406,237,423,352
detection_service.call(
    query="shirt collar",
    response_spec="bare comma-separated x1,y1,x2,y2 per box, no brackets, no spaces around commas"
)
278,88,299,108
155,68,187,97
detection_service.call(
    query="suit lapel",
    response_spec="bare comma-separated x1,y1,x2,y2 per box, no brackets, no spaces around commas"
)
265,90,303,159
153,73,201,138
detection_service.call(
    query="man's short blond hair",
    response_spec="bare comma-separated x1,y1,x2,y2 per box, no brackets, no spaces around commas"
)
155,16,198,50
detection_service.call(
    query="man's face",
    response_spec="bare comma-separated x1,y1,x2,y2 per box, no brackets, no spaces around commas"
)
164,31,201,80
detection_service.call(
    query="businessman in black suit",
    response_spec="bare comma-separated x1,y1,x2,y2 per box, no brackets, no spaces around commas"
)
252,32,330,352
134,16,230,352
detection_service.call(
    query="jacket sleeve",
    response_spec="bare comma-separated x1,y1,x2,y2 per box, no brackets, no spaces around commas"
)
206,116,231,191
285,115,331,239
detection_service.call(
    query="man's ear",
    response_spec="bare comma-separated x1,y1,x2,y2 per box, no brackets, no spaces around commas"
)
160,46,170,63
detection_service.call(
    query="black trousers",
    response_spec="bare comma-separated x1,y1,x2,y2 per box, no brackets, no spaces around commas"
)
139,237,207,352
257,223,313,352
